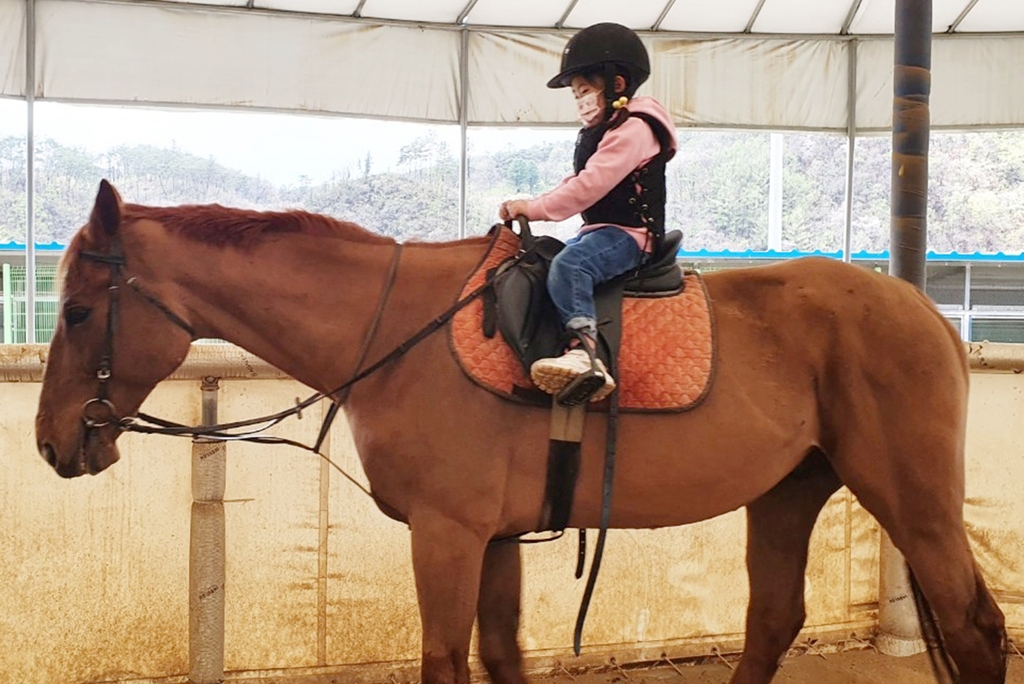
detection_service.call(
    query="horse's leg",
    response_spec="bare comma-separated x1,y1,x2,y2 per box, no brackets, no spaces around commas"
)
832,440,1007,682
730,450,841,684
411,511,490,684
477,541,527,684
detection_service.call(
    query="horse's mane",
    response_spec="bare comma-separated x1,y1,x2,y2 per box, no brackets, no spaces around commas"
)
62,203,489,286
121,203,394,249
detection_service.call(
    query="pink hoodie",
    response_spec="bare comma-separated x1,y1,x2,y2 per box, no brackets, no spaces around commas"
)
523,96,677,252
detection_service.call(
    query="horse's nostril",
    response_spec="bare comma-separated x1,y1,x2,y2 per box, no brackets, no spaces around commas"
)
41,443,58,468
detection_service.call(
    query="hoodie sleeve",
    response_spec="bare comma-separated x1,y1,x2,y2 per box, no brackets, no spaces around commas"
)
523,116,660,222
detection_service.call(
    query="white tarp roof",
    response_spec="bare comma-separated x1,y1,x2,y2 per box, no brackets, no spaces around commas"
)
2,0,1024,131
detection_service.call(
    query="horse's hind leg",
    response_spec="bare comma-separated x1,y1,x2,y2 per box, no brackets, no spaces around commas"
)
410,511,490,684
477,541,527,684
730,450,841,684
831,436,1007,681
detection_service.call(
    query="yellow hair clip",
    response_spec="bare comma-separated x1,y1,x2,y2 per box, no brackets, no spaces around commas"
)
612,96,629,110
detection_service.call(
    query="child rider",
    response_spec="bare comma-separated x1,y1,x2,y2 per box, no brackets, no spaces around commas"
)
499,22,677,403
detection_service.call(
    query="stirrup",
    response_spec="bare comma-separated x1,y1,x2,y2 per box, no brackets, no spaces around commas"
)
556,368,607,406
555,330,605,406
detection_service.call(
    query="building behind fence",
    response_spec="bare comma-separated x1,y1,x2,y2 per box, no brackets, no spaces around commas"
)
2,245,1023,345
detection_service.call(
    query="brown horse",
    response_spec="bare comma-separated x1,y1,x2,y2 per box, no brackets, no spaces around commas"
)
36,181,1006,684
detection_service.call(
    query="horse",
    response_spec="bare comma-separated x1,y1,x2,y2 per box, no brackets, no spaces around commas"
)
35,180,1007,684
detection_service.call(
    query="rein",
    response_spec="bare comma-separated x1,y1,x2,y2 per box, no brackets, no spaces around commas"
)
78,236,522,459
126,244,406,449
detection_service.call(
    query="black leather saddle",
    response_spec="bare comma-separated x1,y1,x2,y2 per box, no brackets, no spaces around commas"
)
623,230,683,295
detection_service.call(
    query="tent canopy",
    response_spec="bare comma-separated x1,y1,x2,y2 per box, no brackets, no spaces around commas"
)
86,0,1024,34
2,0,1023,131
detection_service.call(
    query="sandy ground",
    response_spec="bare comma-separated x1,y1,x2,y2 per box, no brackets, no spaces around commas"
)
548,649,1024,684
253,647,1024,684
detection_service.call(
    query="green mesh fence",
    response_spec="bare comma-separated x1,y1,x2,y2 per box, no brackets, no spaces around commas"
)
2,263,59,344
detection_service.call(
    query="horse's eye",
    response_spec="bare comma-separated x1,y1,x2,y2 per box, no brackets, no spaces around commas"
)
64,306,92,327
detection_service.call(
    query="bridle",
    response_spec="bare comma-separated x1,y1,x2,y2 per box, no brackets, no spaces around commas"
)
74,234,398,442
78,237,197,431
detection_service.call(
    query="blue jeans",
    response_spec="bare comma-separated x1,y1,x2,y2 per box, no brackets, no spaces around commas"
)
547,227,644,337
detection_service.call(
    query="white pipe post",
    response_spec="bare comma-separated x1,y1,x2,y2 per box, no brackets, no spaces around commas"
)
189,377,226,683
767,132,784,251
877,530,926,655
316,401,332,666
25,0,36,343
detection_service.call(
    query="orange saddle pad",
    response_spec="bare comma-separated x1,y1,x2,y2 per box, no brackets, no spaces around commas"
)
449,227,715,412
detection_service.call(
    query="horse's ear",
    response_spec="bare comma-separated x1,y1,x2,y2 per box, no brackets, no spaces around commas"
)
88,179,122,240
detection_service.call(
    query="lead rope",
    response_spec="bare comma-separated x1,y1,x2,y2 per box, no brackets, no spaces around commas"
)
124,246,522,446
124,253,520,504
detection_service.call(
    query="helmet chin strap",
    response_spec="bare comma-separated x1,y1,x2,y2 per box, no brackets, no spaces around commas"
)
602,64,619,120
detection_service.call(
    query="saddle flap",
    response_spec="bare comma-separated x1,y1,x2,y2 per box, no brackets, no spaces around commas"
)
492,235,566,374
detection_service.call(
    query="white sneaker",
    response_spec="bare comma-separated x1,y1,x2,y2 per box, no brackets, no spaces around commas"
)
530,349,616,403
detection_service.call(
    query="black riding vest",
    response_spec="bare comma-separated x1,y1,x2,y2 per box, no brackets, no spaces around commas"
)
573,108,674,243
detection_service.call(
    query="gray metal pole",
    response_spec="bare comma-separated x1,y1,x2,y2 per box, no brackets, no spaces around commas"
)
458,27,469,240
878,0,932,658
25,0,36,343
843,39,857,263
189,377,226,684
889,0,931,290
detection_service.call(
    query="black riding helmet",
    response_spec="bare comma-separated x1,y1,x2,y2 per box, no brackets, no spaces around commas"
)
546,22,650,97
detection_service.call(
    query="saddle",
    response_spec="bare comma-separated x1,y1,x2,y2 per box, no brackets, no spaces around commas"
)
450,223,715,412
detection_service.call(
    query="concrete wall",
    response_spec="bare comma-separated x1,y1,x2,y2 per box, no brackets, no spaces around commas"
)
1,343,1021,684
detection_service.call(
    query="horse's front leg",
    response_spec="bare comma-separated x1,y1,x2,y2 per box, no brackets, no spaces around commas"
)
478,541,527,684
411,510,490,684
732,451,840,684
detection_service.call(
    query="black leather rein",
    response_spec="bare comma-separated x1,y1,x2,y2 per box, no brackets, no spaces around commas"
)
76,239,519,458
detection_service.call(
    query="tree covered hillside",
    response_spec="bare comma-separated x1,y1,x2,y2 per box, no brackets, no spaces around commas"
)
1,130,1022,254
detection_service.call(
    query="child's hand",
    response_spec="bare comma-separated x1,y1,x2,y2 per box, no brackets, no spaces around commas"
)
499,200,529,221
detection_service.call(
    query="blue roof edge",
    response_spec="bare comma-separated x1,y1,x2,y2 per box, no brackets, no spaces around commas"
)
0,242,66,252
1,242,1022,262
677,248,1024,262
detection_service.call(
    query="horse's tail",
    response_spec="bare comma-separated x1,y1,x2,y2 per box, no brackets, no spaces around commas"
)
909,565,959,683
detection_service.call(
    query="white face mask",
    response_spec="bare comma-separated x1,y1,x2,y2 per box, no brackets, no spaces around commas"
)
575,91,604,128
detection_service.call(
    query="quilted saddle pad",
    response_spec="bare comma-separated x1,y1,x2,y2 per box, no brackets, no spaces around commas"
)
449,228,715,412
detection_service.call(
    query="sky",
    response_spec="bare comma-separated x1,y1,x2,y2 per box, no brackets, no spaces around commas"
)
0,99,574,187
